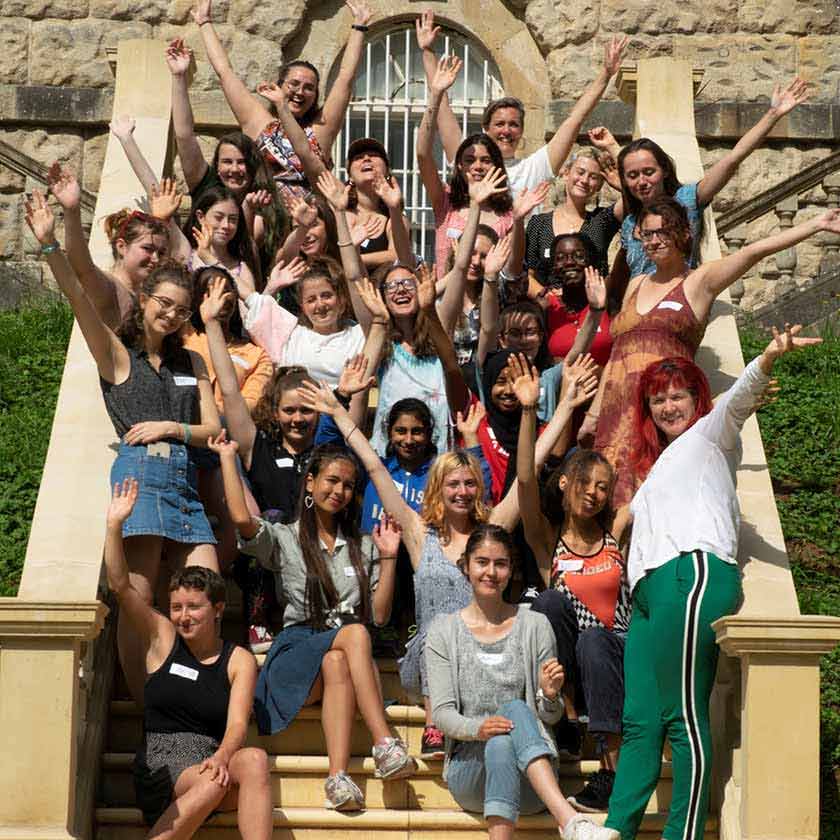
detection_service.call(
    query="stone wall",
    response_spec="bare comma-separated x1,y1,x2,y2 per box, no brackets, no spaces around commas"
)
1,0,838,311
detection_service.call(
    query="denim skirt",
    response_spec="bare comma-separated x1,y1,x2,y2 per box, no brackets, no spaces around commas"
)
110,442,216,544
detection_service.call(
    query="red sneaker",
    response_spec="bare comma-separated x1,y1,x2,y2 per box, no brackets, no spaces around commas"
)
248,624,273,654
420,725,445,758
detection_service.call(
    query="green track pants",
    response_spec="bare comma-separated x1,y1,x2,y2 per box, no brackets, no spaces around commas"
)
605,551,741,840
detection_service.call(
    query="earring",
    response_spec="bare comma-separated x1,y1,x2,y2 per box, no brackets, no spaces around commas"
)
304,494,314,509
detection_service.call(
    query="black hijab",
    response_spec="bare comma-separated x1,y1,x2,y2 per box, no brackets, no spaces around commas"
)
482,348,522,458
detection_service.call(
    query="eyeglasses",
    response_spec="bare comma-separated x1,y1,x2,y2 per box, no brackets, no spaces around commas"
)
638,227,672,243
149,294,192,321
554,251,588,264
383,276,417,294
503,327,542,340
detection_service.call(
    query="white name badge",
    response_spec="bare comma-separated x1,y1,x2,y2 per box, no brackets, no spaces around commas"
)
557,559,584,572
169,662,199,681
344,566,357,577
544,247,551,258
229,354,249,368
361,238,370,248
173,375,197,386
476,652,504,667
657,300,683,312
275,457,295,468
446,227,463,240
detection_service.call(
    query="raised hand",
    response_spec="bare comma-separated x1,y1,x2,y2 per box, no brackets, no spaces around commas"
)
350,214,385,247
266,256,307,296
337,353,376,398
200,274,235,324
107,477,139,529
372,513,402,557
561,353,599,408
47,162,81,211
770,77,809,117
165,38,192,76
288,193,318,227
539,657,564,700
468,166,509,207
110,115,136,142
24,189,57,245
256,80,287,107
298,379,340,415
316,170,350,212
415,10,440,50
191,0,212,26
430,54,463,97
484,233,512,278
416,262,436,311
357,276,390,323
455,400,486,446
244,189,273,210
587,126,618,151
508,352,541,409
760,323,822,372
584,266,607,311
817,208,840,234
603,35,629,77
373,173,403,210
207,429,240,457
192,219,215,263
599,150,621,191
513,181,551,221
345,0,372,26
150,178,183,222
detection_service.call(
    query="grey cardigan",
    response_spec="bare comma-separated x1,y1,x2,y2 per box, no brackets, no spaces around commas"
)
425,604,564,779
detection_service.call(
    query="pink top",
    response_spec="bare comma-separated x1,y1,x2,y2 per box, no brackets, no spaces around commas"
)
433,187,513,279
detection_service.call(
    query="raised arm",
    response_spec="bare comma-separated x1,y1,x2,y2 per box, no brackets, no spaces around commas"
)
25,190,127,383
370,515,400,626
688,209,840,308
373,173,414,266
696,77,809,208
192,0,273,139
166,38,209,190
298,382,426,565
564,266,607,365
209,432,260,539
510,182,551,273
316,0,372,151
201,277,258,467
415,12,462,163
476,235,510,366
438,167,508,334
545,36,627,175
417,55,462,216
110,115,159,195
149,178,193,264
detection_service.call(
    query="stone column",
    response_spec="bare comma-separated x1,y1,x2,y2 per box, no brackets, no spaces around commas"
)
722,224,748,307
818,170,840,275
0,600,108,840
714,615,840,840
773,196,799,297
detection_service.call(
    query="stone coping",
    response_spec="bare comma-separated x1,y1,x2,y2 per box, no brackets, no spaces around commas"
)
0,598,108,640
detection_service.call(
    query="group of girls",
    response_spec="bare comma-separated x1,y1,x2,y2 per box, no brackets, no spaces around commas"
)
25,3,837,840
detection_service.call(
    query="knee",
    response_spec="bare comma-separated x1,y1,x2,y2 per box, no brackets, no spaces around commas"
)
498,698,532,725
321,650,350,681
231,747,270,784
484,732,515,769
340,622,372,653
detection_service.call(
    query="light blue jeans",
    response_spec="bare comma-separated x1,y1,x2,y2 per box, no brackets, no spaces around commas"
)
446,699,553,822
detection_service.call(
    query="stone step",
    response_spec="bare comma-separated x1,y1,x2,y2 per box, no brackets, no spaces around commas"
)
96,806,717,840
100,753,673,813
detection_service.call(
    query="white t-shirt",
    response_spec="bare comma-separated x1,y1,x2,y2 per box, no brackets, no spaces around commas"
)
280,322,365,387
504,145,554,203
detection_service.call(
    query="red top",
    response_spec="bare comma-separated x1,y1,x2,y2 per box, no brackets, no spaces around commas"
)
546,296,613,367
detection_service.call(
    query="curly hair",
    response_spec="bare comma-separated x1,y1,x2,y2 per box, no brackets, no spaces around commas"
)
540,449,616,530
373,262,437,360
449,133,513,214
420,450,489,544
295,256,352,326
169,565,226,605
636,197,693,258
103,210,168,262
251,365,317,443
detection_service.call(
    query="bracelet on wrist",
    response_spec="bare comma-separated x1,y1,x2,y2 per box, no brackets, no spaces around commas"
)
336,240,353,248
351,23,369,31
181,423,192,445
378,555,398,560
41,241,60,255
333,389,352,410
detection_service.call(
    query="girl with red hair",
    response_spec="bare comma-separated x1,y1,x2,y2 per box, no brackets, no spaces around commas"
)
604,325,820,840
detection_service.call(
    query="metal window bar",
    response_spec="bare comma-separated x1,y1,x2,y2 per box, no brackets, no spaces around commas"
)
331,25,502,265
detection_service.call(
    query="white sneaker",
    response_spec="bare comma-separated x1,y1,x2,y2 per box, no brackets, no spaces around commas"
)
372,736,416,779
324,771,364,810
561,814,620,840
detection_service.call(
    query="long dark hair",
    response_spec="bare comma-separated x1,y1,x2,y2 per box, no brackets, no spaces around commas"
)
252,365,316,444
189,265,245,339
297,446,369,630
617,138,682,219
210,132,261,191
183,185,259,280
277,60,322,126
449,133,512,214
540,449,615,530
118,261,193,365
384,398,437,462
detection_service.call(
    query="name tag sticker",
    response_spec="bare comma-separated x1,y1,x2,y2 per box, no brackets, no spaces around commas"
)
275,457,295,468
557,559,584,572
657,301,683,312
446,227,463,240
173,375,197,386
344,566,357,577
361,238,370,248
476,652,504,667
544,247,551,258
229,354,249,368
169,663,199,681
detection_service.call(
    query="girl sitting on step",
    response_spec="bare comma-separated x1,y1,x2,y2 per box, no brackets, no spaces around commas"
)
425,524,619,840
104,479,272,839
212,433,416,811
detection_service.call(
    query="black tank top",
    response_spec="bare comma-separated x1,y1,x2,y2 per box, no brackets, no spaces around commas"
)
247,431,311,522
359,227,389,254
144,635,236,741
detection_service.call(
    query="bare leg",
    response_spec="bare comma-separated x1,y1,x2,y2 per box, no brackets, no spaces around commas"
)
331,624,391,744
146,764,228,840
219,747,272,840
167,540,220,573
423,696,433,726
318,650,357,775
119,535,162,704
524,756,578,829
487,817,516,840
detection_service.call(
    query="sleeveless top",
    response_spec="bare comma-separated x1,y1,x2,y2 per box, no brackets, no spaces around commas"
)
256,121,326,203
550,532,631,633
247,431,312,522
414,529,473,637
144,635,236,741
358,227,390,255
100,346,198,439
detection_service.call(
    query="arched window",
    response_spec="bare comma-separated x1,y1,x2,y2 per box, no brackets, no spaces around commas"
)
329,22,503,262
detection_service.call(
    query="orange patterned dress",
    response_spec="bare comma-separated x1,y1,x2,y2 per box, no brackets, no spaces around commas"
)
594,276,706,508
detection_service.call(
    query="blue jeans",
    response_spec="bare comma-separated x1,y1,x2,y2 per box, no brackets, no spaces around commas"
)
446,699,553,822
